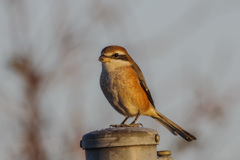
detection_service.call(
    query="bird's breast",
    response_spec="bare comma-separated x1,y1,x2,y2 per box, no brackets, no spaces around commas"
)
100,66,150,116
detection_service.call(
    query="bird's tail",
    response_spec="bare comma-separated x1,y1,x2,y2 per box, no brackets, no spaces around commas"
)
152,111,196,142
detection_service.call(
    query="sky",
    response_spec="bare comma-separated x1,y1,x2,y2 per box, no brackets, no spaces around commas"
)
0,0,240,160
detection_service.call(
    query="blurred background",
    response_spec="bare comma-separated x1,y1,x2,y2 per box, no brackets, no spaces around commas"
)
0,0,240,160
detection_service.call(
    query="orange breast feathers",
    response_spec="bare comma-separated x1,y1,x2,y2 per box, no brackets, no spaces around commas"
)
115,66,151,113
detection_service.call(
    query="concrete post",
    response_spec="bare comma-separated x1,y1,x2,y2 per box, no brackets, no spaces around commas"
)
80,127,172,160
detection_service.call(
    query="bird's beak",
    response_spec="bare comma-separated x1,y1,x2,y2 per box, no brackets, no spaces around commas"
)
98,55,110,63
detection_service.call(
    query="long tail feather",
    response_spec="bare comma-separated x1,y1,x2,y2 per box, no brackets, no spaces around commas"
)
152,111,196,142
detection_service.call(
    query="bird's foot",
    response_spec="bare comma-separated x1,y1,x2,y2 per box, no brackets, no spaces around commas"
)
110,123,143,128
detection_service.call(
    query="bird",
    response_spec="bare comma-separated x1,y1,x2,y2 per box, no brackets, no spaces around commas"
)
99,45,196,142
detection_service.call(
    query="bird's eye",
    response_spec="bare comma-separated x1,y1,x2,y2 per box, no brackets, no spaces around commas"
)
113,53,119,58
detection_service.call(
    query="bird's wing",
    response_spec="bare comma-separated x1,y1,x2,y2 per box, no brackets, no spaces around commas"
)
132,64,155,108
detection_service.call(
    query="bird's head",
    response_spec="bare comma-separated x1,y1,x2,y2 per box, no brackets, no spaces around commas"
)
99,45,134,70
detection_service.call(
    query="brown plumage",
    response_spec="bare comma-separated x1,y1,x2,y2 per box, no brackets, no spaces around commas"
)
99,45,196,142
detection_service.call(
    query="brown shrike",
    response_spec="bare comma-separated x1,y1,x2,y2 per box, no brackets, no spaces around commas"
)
99,45,196,142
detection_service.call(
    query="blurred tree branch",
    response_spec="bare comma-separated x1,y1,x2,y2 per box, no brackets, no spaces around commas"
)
11,56,46,160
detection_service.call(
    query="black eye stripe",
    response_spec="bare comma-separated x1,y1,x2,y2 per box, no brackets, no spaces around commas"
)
102,54,128,61
112,53,119,58
116,55,128,61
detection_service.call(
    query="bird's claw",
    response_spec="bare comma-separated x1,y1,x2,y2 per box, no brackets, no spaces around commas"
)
109,123,143,128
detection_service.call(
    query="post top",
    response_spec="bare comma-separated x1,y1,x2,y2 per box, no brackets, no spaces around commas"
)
81,127,159,149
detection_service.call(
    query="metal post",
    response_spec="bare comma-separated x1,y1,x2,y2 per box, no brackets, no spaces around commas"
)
80,127,172,160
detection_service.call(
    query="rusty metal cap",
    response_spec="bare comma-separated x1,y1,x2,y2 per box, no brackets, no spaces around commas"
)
81,127,159,149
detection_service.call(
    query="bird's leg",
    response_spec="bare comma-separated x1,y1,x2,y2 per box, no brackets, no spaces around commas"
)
130,112,140,125
121,117,129,124
129,112,143,127
109,114,143,128
109,117,129,127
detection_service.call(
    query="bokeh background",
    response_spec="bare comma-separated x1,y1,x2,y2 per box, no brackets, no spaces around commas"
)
1,0,240,160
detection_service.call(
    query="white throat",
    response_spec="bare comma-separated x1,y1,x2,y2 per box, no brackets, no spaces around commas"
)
102,59,131,72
